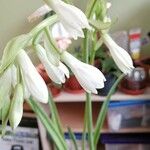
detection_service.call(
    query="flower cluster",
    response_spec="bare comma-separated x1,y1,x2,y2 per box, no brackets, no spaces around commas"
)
0,0,134,130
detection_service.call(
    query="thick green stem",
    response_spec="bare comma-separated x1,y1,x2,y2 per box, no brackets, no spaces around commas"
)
86,93,94,150
82,1,99,149
94,74,125,146
86,0,98,18
90,50,96,65
82,102,87,150
30,15,58,37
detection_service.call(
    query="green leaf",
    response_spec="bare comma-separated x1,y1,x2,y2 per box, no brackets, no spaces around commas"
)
89,19,111,31
9,84,24,130
48,92,64,136
28,98,67,150
68,127,78,150
94,74,125,146
0,34,32,74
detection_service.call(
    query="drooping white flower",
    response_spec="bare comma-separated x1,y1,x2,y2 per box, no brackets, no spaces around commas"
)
17,49,48,103
44,0,91,39
102,34,134,74
36,44,69,84
61,51,106,94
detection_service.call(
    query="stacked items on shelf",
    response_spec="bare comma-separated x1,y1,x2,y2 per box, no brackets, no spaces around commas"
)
107,101,150,131
101,133,150,150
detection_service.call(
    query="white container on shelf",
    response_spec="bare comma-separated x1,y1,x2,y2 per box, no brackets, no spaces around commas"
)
105,144,150,150
107,101,150,131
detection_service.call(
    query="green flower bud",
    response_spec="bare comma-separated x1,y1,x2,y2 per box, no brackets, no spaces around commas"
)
9,84,24,130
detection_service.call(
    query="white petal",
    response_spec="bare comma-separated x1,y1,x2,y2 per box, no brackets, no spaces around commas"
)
45,0,91,39
0,67,12,109
58,62,69,78
11,65,17,88
107,2,111,9
21,73,31,100
36,44,66,84
61,51,105,94
103,34,134,74
28,4,51,22
52,22,70,39
17,50,48,103
44,36,60,66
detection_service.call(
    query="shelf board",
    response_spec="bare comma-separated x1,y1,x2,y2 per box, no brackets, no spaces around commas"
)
54,88,150,102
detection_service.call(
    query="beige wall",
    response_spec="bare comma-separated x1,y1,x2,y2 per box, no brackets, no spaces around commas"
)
0,0,150,58
109,0,150,56
0,0,44,56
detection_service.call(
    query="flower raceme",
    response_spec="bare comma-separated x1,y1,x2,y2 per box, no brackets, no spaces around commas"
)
61,51,106,94
102,34,134,74
17,49,48,103
43,0,91,39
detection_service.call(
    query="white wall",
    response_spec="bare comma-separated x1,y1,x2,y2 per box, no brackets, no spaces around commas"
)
0,0,150,58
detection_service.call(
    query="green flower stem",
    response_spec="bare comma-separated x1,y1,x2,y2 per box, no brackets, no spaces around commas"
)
81,102,87,150
90,50,96,65
83,30,95,150
30,15,58,37
82,1,99,149
28,98,67,150
86,0,98,18
44,27,61,54
94,74,125,146
86,93,94,150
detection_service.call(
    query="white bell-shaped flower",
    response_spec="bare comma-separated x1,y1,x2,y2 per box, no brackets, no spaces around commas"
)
17,49,48,103
36,44,69,84
44,0,91,39
102,34,134,74
61,51,106,94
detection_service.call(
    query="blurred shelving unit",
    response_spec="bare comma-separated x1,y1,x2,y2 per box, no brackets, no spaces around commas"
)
35,88,150,150
54,88,150,102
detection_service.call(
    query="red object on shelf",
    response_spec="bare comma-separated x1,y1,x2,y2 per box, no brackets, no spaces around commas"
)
47,83,61,97
119,78,146,95
64,75,84,94
119,85,145,95
138,57,150,86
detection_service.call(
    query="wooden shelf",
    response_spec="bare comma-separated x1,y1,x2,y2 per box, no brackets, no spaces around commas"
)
37,87,150,150
54,88,150,102
41,102,150,134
